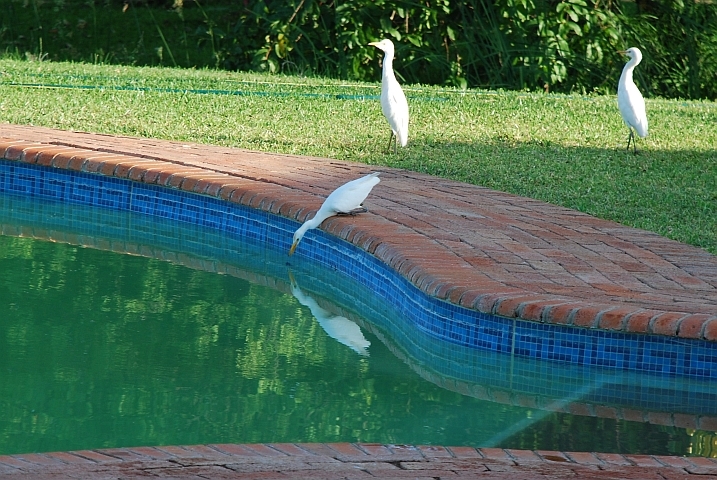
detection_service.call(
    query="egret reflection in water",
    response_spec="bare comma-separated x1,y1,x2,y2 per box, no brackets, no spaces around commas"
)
289,271,371,356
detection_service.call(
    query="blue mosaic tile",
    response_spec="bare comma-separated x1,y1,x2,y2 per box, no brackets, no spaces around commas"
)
2,158,717,390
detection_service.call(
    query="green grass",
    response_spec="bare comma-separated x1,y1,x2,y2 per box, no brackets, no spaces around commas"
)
1,58,716,254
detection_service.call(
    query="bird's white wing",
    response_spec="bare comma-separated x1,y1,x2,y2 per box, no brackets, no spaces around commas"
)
326,173,380,213
290,277,370,356
618,83,648,137
383,81,409,145
317,316,370,356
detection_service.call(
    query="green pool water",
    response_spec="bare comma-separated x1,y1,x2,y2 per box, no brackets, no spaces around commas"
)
0,234,700,456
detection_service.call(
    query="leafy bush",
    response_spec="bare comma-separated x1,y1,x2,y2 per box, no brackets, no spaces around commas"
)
620,0,717,100
494,0,624,93
207,0,715,99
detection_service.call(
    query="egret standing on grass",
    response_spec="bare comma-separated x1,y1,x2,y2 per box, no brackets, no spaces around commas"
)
288,172,381,256
369,39,409,153
617,47,648,154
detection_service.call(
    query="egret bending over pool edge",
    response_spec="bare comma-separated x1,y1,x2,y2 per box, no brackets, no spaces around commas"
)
617,47,648,154
289,172,381,256
369,39,409,154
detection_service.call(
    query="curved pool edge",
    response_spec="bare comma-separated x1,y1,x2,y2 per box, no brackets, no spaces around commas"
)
2,125,717,473
1,124,716,343
1,442,716,478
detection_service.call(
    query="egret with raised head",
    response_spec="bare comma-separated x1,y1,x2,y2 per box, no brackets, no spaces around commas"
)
369,39,409,153
617,47,648,154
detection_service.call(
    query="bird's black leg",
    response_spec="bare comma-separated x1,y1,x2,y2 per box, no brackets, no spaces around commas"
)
386,132,395,154
349,206,368,215
631,130,636,154
337,206,368,216
628,128,639,155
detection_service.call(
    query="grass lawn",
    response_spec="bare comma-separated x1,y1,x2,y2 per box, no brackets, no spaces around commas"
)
0,58,715,254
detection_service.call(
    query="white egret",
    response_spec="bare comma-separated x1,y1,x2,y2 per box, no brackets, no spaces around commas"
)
288,172,380,256
369,39,409,153
288,272,370,356
617,47,648,154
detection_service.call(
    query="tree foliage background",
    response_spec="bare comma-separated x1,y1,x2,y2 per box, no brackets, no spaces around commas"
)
1,0,715,99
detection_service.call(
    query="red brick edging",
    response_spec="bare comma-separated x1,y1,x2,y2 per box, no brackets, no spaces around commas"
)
1,124,716,343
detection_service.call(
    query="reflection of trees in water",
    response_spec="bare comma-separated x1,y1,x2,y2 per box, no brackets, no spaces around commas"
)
692,431,717,458
0,235,695,457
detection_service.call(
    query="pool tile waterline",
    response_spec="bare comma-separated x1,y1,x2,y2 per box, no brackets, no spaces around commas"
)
2,158,716,380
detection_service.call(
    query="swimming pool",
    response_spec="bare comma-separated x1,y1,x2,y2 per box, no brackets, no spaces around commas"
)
1,157,717,456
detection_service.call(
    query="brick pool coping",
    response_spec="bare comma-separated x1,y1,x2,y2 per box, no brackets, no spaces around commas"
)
2,124,717,477
2,124,716,341
1,442,717,479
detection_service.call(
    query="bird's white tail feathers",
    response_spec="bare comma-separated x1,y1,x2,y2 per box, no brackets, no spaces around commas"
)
397,127,408,147
634,117,648,138
394,116,408,147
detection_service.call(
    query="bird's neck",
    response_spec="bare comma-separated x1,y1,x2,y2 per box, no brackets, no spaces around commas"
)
382,53,396,82
620,56,641,85
619,63,635,87
301,209,333,232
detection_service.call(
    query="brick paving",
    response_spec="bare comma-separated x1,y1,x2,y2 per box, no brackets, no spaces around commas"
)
1,124,717,478
1,124,715,341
